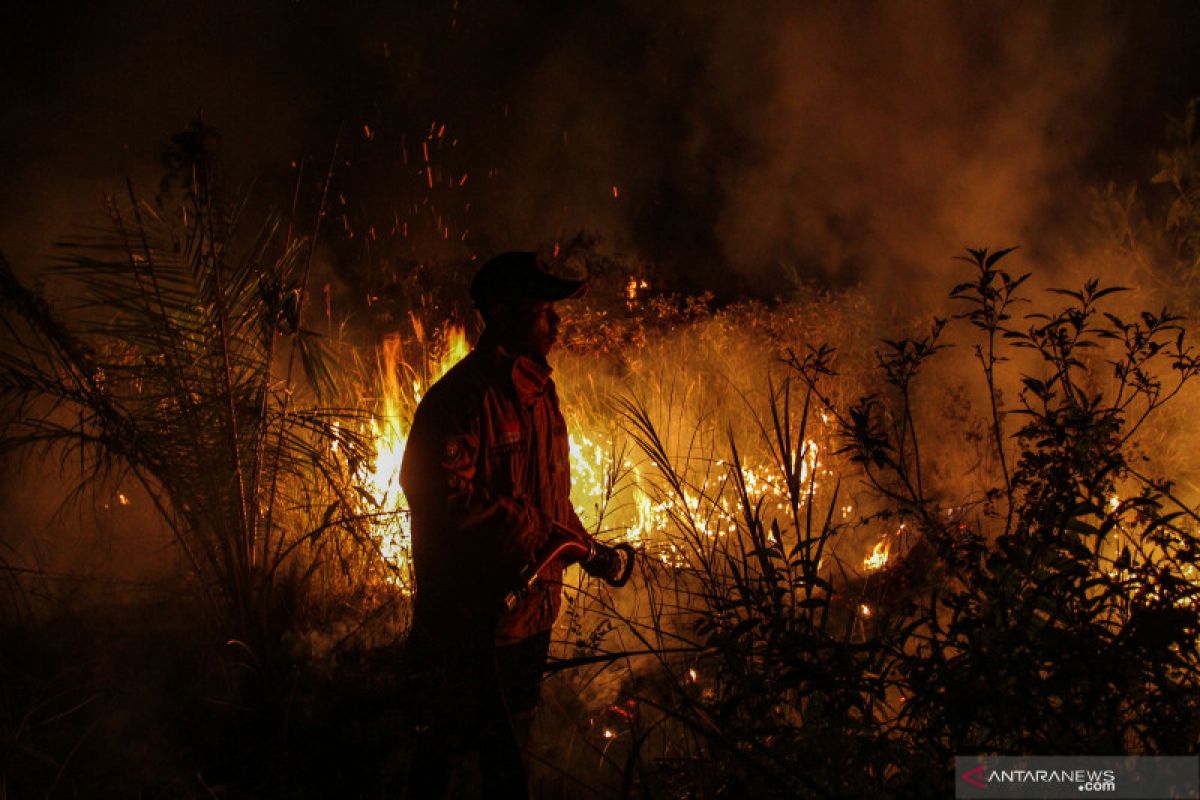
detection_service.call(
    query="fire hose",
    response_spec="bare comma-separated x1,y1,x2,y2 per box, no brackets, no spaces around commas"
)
503,521,636,611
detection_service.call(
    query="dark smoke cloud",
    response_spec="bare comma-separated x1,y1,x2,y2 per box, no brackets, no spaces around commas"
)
497,0,1198,301
1,1,1198,295
711,3,1119,285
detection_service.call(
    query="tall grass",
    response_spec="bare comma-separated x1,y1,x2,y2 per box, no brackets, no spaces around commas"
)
3,119,1199,797
539,249,1200,798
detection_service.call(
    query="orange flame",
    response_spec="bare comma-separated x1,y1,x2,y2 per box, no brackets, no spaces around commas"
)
624,277,650,307
863,538,890,572
362,323,469,586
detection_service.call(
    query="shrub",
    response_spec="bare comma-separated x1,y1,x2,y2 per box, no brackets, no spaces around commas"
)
611,249,1200,798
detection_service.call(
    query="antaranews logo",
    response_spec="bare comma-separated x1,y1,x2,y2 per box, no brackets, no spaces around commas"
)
955,756,1197,799
959,763,1116,793
960,765,986,789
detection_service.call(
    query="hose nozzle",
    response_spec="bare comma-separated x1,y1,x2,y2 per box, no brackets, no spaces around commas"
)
582,540,636,587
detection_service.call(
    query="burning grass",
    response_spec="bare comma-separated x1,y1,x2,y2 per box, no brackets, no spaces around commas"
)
328,252,1199,796
3,127,1200,797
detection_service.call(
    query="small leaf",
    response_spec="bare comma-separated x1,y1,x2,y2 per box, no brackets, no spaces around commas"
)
985,246,1018,267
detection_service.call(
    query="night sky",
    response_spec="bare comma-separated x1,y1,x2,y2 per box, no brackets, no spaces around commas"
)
3,1,1199,298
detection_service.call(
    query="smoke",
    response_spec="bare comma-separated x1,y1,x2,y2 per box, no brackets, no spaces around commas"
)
3,1,1196,296
498,0,1169,303
710,3,1119,289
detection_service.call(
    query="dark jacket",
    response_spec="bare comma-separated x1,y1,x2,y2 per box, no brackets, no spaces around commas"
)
400,334,581,645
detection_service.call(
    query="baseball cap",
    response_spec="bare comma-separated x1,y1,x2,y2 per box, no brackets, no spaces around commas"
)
469,251,587,308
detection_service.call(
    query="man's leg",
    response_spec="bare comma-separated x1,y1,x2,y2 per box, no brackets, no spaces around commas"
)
480,631,552,797
407,726,455,798
476,702,528,798
405,630,487,799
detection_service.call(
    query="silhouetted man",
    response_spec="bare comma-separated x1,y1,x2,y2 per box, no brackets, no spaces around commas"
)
400,251,596,798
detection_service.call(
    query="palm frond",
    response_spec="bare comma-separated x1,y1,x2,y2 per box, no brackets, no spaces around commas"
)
0,130,356,650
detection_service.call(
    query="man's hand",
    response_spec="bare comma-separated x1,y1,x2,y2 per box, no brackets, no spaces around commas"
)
549,522,635,587
502,522,636,611
581,540,636,587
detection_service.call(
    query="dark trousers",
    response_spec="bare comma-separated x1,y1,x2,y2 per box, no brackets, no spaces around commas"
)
405,630,551,799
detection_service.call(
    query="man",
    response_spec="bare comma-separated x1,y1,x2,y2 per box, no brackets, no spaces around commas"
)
399,251,595,798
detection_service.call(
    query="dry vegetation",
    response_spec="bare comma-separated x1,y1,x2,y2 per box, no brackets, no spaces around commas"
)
2,113,1200,798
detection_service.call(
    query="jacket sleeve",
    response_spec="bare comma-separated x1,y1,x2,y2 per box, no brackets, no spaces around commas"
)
401,393,549,565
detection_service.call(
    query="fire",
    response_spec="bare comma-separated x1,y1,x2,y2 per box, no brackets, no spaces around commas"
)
568,430,611,521
624,276,649,307
436,325,470,381
864,538,891,572
353,316,837,591
360,323,469,586
1099,493,1197,610
628,469,656,545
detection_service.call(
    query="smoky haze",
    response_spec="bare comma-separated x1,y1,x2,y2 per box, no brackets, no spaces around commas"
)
1,1,1198,299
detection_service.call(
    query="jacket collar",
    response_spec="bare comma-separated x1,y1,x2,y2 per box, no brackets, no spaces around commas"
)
476,331,553,406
